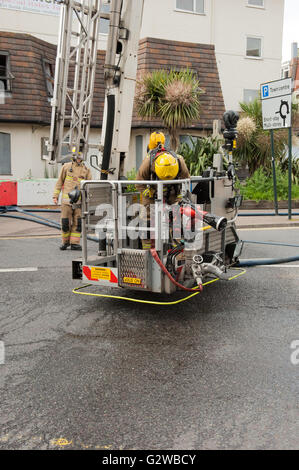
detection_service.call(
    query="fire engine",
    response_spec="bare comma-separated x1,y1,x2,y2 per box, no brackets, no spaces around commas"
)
47,0,244,303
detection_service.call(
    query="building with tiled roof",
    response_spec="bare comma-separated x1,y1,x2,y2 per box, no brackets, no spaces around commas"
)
0,32,224,179
0,0,284,179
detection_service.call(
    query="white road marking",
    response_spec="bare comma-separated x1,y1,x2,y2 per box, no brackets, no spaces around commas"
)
0,235,60,240
0,267,38,273
238,226,299,231
255,265,299,268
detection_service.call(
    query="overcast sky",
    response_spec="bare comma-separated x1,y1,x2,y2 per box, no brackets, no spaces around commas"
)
282,0,299,62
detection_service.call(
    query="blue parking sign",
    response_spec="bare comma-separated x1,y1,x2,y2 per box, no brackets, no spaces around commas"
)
262,85,269,98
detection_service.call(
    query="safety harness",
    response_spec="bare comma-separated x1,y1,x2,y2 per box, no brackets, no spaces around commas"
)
148,145,182,200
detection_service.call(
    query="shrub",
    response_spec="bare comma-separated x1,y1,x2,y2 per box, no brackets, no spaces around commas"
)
178,135,223,176
125,168,137,193
238,168,299,201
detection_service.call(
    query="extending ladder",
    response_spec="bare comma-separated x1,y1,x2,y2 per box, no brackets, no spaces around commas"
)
48,0,144,180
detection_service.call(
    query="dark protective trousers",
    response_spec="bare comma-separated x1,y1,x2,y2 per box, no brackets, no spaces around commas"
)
61,205,82,245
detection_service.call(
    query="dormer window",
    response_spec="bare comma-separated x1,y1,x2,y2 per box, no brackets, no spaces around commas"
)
42,59,55,98
0,52,13,93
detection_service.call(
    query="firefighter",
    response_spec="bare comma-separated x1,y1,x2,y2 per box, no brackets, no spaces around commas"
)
136,131,190,249
53,151,92,250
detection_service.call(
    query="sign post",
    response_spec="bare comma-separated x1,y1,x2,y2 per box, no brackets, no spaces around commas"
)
261,78,292,219
270,129,279,215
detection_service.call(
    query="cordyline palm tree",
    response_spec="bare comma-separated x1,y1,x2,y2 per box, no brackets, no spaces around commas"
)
135,68,203,151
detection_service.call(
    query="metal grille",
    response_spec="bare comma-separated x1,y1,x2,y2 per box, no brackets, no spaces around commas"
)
118,249,148,289
86,184,112,207
208,231,223,252
85,184,113,231
225,225,238,244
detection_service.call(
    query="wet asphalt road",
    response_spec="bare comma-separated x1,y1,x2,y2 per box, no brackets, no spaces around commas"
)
0,228,299,450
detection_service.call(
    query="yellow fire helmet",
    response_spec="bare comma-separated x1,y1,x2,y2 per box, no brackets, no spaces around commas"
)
155,152,179,180
149,131,165,150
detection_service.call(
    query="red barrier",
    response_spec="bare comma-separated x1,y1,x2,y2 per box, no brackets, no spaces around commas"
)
0,181,17,206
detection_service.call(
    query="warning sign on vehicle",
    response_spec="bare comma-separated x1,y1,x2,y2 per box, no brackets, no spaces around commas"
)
91,267,111,280
123,277,142,285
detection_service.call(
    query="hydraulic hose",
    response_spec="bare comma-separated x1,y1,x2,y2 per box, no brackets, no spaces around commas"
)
150,247,203,292
101,94,115,180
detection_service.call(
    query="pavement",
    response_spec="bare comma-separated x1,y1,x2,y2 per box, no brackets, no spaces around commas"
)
237,209,299,229
0,208,61,238
1,207,299,239
0,228,299,450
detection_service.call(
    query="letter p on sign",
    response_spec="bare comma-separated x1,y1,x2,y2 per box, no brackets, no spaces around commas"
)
0,341,4,365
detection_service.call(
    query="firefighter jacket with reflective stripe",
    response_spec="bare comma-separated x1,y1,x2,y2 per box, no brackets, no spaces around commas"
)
53,161,92,206
136,153,190,204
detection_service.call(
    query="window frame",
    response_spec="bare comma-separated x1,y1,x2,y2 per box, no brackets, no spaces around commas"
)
243,89,259,103
0,132,12,175
175,0,205,15
245,35,263,60
0,51,14,93
41,137,69,161
42,58,55,98
247,0,265,9
99,2,110,35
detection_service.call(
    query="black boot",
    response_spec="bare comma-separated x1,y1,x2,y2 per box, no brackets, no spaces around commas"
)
60,243,70,250
71,244,82,251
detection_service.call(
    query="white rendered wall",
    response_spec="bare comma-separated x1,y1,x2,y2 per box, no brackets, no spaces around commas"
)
213,0,285,110
0,0,285,110
0,124,101,180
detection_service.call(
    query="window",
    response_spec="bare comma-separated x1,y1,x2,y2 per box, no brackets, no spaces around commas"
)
248,0,264,7
41,137,69,160
42,59,54,98
0,133,11,175
246,37,262,58
179,135,197,146
100,2,110,34
243,89,259,103
176,0,204,14
0,81,4,104
0,52,13,93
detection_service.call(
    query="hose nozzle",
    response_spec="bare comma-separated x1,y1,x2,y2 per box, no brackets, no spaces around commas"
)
203,213,227,231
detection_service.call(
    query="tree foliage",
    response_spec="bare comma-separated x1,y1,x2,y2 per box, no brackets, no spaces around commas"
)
135,69,203,150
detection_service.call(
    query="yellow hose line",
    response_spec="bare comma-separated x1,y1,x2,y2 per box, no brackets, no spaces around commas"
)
72,268,246,306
